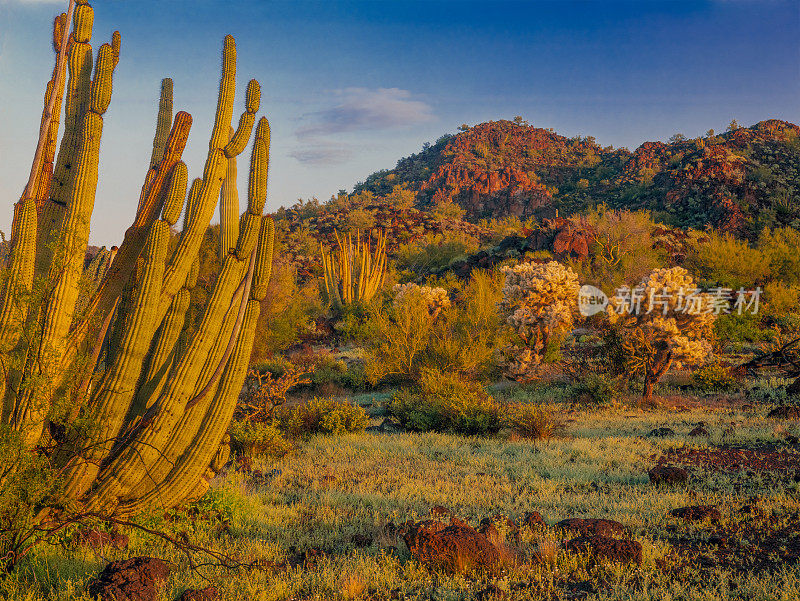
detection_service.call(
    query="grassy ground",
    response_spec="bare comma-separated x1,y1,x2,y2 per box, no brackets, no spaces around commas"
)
5,386,800,600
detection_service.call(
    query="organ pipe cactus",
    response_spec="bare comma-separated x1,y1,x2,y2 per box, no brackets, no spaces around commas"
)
0,2,275,517
321,230,387,310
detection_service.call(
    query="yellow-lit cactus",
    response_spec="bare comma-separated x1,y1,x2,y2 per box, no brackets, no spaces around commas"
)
321,229,387,310
1,1,275,517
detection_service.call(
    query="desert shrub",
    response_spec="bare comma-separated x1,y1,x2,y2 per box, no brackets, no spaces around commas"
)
608,267,716,401
746,377,794,404
0,427,65,571
763,281,800,318
714,313,773,345
279,397,369,438
686,231,768,290
567,208,669,292
389,369,500,435
691,361,736,392
238,363,312,422
503,403,554,439
498,260,580,380
758,226,800,284
228,419,293,458
570,374,621,407
365,271,506,384
395,231,480,276
250,258,323,362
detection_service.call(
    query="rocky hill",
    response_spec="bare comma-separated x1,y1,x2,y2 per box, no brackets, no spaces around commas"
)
354,119,800,237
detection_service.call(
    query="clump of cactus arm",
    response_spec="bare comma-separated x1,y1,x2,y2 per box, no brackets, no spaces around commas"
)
321,229,387,310
0,0,275,521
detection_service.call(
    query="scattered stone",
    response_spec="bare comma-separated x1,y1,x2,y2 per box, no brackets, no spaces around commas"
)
649,465,689,486
768,406,800,420
565,535,642,565
522,511,546,530
556,518,625,538
670,505,721,521
689,425,710,437
403,518,502,574
176,587,219,601
88,557,170,601
430,505,450,517
648,427,676,437
76,528,129,551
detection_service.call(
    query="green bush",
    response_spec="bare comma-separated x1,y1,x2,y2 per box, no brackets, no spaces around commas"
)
279,397,369,438
365,270,506,385
691,361,736,393
389,369,500,435
746,377,794,404
228,419,293,458
570,374,620,407
503,403,554,439
714,314,773,345
0,426,66,570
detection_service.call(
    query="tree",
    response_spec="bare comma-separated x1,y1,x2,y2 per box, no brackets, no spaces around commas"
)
727,119,740,132
608,267,716,402
668,133,687,144
498,261,580,380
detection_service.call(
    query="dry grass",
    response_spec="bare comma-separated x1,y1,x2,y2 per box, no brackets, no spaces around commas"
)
4,388,800,600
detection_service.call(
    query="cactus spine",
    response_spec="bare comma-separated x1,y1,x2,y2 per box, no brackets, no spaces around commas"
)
321,230,387,310
1,2,275,517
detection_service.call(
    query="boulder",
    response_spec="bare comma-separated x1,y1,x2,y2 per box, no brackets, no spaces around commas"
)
403,519,502,574
648,427,676,437
176,587,219,601
88,557,170,601
566,535,642,565
649,465,689,486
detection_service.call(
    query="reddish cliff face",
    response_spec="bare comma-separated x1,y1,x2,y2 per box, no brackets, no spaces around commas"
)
417,121,612,220
617,119,800,234
355,118,800,235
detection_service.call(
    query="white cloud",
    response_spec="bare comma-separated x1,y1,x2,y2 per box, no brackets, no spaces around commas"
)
296,87,434,138
289,143,354,166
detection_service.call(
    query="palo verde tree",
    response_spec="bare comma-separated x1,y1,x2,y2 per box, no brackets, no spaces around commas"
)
0,0,274,522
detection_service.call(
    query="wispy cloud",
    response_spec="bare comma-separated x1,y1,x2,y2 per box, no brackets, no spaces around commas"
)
288,143,354,166
296,87,434,138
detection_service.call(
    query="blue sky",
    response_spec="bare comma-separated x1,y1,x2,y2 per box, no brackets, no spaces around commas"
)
1,0,798,245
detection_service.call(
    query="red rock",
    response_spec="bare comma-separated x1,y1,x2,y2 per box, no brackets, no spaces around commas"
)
88,557,170,601
403,519,503,574
566,535,642,565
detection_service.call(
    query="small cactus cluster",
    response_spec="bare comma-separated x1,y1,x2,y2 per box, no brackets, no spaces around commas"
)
0,2,274,516
608,266,715,400
321,230,386,310
498,260,580,379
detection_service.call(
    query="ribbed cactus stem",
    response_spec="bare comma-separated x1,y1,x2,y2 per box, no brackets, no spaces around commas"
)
64,220,171,498
219,131,239,261
149,78,173,170
162,162,188,226
209,35,236,153
321,230,386,310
